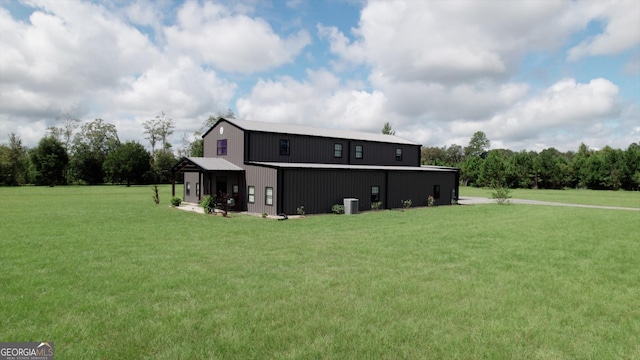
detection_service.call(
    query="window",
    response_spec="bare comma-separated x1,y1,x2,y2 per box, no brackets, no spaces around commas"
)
217,139,227,155
186,182,191,196
232,184,239,197
395,148,403,161
355,145,363,159
248,186,255,203
265,187,273,206
334,143,343,158
279,139,290,156
433,185,441,199
371,186,380,203
196,182,200,197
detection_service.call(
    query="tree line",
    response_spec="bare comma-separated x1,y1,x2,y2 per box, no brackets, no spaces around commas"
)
422,131,640,191
0,111,232,187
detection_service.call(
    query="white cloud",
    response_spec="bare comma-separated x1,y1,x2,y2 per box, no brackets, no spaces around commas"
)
567,0,640,61
236,68,390,132
164,0,311,74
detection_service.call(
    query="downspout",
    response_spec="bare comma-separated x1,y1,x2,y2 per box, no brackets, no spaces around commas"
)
384,170,389,210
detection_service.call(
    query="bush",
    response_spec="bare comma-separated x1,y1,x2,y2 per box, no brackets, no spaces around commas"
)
402,199,412,209
331,204,345,214
296,206,305,215
152,185,160,205
261,212,268,218
490,186,512,204
170,197,182,207
200,195,217,214
427,195,436,207
371,201,382,210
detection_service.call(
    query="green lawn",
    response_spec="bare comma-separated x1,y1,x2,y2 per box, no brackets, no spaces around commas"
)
1,186,639,359
460,186,640,208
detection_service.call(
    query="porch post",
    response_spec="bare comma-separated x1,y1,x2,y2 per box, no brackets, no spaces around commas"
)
171,171,176,197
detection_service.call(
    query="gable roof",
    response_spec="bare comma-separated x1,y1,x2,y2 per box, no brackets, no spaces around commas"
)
203,118,419,146
172,157,243,172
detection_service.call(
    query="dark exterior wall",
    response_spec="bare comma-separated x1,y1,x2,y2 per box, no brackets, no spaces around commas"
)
203,120,245,166
183,172,201,204
247,132,421,166
279,169,387,215
387,171,458,208
245,165,278,216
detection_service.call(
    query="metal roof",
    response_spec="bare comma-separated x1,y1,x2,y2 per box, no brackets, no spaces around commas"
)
172,157,244,172
246,161,458,172
205,118,419,146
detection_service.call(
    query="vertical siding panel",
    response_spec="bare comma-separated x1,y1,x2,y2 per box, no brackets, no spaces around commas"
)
202,120,245,166
245,165,278,216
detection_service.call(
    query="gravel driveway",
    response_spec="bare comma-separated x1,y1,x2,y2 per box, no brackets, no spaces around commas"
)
458,196,640,211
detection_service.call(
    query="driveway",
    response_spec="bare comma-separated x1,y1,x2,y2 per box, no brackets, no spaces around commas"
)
458,196,640,211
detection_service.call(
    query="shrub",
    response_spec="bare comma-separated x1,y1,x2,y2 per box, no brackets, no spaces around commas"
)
296,206,305,215
331,204,345,214
152,185,160,205
402,199,412,209
490,186,512,204
170,197,182,207
371,201,382,210
261,212,268,218
427,195,436,207
200,195,217,214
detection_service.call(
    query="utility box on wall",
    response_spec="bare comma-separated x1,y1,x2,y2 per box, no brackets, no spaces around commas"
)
343,198,359,215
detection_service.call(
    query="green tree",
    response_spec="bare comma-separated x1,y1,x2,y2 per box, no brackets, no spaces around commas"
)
461,155,484,187
464,131,490,157
506,150,535,188
622,142,640,190
535,148,569,189
444,144,465,166
103,141,151,186
151,148,176,184
480,150,507,187
70,119,120,184
421,146,446,165
0,133,31,185
31,136,68,186
381,122,395,135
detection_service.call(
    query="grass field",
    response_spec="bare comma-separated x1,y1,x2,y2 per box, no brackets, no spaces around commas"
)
1,185,639,359
460,186,640,208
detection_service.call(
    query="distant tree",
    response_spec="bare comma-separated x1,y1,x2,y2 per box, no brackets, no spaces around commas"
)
480,150,507,187
465,131,490,157
381,122,395,135
623,142,640,190
31,136,68,186
143,117,161,158
190,138,204,157
444,144,465,166
421,146,446,165
56,111,81,150
506,150,535,188
199,109,235,134
103,141,151,186
461,155,484,187
70,119,120,184
535,148,569,189
151,148,176,184
0,133,31,185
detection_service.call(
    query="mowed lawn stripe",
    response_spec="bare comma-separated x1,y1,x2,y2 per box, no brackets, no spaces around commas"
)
1,185,638,359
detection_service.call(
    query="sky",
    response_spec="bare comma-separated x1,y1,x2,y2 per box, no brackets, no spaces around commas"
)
0,0,639,153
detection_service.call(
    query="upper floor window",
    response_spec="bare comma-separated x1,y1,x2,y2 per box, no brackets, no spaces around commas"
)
334,143,343,158
395,148,403,161
355,145,363,159
280,139,290,156
217,139,227,155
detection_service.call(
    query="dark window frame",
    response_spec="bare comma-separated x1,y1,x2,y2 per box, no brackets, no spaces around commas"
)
217,139,227,155
334,143,343,158
279,139,290,156
355,145,363,159
395,148,403,161
265,187,273,206
371,185,380,203
248,186,255,204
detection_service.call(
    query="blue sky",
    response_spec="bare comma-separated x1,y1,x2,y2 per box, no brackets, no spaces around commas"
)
1,0,638,152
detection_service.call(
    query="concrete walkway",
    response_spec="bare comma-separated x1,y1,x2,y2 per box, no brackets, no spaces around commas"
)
458,196,640,211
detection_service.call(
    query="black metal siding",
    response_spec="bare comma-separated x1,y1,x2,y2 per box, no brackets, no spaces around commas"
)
279,169,387,214
387,171,458,208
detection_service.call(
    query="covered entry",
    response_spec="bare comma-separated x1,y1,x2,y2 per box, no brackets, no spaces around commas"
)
171,157,245,207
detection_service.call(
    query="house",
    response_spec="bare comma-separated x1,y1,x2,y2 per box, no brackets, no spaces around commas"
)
171,118,459,215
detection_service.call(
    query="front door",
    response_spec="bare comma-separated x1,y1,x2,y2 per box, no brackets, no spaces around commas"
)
216,177,227,197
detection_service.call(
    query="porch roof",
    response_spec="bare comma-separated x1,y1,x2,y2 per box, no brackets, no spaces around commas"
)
172,157,244,172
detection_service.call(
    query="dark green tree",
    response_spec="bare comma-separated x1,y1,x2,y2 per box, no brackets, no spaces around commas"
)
70,119,120,184
480,150,507,187
623,142,640,190
103,141,151,186
0,133,31,185
506,150,535,188
31,136,68,186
